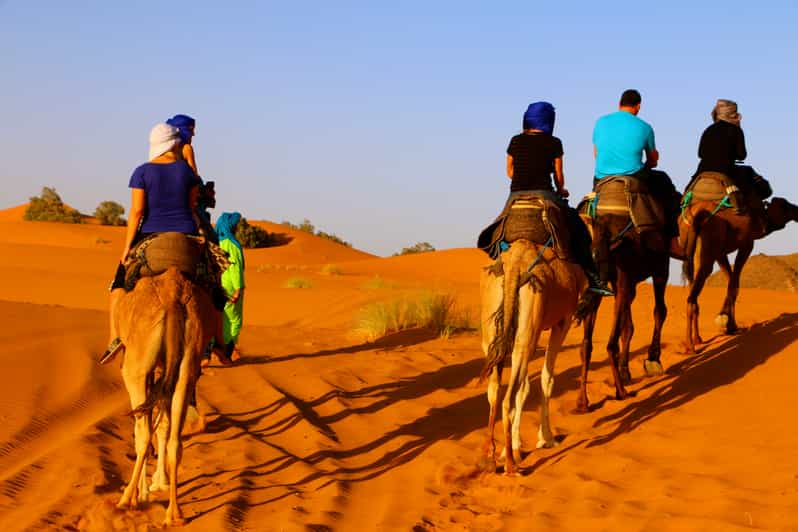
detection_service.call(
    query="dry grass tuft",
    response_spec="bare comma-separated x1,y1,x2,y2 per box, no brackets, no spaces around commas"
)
284,277,313,289
320,264,343,276
355,291,473,341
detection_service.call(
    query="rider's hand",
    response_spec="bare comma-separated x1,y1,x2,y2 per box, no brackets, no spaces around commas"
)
557,188,570,199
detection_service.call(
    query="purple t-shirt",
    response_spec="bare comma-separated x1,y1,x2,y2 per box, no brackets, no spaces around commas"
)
129,161,200,234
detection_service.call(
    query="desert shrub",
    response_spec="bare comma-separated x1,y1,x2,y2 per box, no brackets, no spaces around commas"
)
354,291,470,341
24,187,82,223
320,264,343,275
284,277,312,289
94,200,126,226
394,242,435,256
361,276,397,290
281,219,352,247
235,218,272,248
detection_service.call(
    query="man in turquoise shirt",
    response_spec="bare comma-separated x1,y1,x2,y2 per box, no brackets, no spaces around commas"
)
593,89,659,180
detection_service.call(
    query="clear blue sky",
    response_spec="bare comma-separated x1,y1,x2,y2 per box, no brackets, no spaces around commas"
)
1,1,796,258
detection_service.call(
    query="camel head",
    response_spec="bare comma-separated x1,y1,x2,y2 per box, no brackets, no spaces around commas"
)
766,197,798,234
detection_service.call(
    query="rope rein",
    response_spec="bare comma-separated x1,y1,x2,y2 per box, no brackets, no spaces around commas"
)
527,236,553,273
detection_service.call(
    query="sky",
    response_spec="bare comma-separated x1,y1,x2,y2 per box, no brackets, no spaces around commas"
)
1,1,797,260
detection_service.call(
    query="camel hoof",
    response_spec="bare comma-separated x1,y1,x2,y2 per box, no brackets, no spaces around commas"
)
643,360,664,376
573,403,591,415
715,314,729,332
536,438,558,449
164,517,186,527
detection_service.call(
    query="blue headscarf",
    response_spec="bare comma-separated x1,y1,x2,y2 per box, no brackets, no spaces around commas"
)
216,211,242,250
165,114,196,144
522,102,556,134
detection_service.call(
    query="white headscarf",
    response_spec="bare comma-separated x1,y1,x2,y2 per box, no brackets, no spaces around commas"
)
148,123,181,160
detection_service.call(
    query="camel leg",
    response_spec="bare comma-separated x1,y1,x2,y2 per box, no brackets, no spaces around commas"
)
150,409,170,492
538,318,569,448
502,286,537,476
645,269,668,376
717,242,752,334
117,364,151,509
576,307,599,413
618,291,635,385
480,269,503,469
685,240,713,353
163,354,192,527
606,273,630,400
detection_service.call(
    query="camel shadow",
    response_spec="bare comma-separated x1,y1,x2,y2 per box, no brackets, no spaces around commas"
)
180,358,486,522
233,328,441,366
586,312,798,447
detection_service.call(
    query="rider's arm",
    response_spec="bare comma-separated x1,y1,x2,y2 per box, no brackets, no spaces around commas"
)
183,144,199,175
553,157,568,198
645,148,659,168
735,128,747,162
121,188,146,262
506,154,514,179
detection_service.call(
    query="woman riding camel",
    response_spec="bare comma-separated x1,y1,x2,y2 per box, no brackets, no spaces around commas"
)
101,122,202,362
692,99,772,214
505,101,612,296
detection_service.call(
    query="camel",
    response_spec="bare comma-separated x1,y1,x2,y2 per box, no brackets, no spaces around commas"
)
113,268,219,527
480,239,588,475
681,196,798,354
576,211,671,412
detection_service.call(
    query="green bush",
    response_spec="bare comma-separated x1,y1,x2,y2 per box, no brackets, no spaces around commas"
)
281,218,351,247
234,217,272,248
394,242,435,256
354,291,470,341
94,200,126,226
24,187,82,223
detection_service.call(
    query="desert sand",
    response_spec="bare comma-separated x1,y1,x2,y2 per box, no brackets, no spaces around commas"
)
0,205,797,531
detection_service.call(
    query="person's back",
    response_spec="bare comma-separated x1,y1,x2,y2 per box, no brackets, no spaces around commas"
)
129,160,199,235
696,120,746,178
593,110,656,180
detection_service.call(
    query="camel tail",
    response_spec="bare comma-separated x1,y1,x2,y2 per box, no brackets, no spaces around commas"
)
130,303,185,418
481,256,520,380
682,210,709,284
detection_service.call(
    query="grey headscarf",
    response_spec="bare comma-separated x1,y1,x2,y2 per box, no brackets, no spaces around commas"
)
711,99,741,126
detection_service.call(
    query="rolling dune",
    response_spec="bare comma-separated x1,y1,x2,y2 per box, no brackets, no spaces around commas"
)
0,204,796,531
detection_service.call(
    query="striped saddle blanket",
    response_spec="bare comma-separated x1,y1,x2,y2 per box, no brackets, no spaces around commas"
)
579,175,665,233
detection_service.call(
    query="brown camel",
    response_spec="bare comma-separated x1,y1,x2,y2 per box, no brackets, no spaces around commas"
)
681,196,798,354
113,268,219,527
480,239,588,475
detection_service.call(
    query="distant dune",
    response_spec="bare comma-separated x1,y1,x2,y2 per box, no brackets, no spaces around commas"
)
707,252,798,292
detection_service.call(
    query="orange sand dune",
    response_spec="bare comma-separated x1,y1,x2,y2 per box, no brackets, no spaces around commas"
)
1,212,797,531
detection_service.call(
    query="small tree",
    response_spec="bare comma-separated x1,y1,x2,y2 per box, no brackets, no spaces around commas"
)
24,187,82,223
297,219,315,234
94,200,126,226
394,242,435,256
234,217,272,248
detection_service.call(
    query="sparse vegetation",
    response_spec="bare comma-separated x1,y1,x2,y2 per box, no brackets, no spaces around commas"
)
284,277,313,289
281,218,352,247
354,291,472,341
24,187,82,224
361,276,397,290
94,200,126,226
394,242,435,256
320,264,343,275
235,218,273,248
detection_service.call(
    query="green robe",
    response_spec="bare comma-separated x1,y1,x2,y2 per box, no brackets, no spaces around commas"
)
220,238,245,344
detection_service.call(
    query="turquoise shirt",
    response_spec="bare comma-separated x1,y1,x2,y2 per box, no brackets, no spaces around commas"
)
592,111,656,180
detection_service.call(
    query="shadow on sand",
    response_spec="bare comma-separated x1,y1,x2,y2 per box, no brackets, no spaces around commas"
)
587,311,798,447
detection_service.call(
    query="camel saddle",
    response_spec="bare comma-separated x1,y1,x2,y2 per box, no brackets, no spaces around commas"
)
579,175,665,233
477,191,573,261
122,232,230,293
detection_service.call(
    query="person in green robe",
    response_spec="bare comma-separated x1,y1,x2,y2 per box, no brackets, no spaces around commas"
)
215,212,245,360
